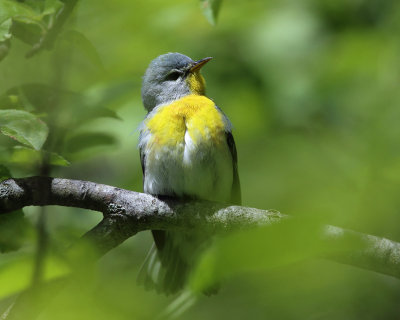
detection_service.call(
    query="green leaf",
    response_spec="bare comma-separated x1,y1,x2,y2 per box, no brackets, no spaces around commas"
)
0,17,12,60
0,209,30,253
200,0,223,25
62,30,105,71
85,106,120,122
0,254,70,299
9,146,41,166
190,219,325,293
0,0,44,47
64,132,118,162
0,109,48,150
0,164,11,181
1,83,62,112
48,152,70,167
65,132,117,155
1,126,33,147
0,0,42,23
10,16,44,46
42,0,64,16
0,17,12,41
83,78,138,111
0,0,65,59
10,146,70,167
0,256,34,297
21,0,64,17
1,84,120,122
0,40,10,62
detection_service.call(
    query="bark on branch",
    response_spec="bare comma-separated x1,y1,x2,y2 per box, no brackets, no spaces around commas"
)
1,176,400,280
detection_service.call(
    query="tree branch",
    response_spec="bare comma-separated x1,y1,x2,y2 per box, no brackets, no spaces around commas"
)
1,176,400,280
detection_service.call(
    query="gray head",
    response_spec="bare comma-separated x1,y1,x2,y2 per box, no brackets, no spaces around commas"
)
141,52,212,112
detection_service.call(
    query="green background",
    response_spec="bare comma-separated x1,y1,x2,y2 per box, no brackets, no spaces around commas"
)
1,0,400,319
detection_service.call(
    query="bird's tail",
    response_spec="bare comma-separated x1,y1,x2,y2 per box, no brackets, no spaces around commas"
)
137,230,190,295
137,243,164,292
137,230,219,295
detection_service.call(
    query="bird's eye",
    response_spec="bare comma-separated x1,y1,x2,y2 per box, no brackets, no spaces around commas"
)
165,71,182,81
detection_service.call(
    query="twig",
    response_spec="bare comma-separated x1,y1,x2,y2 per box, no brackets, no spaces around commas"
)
0,176,400,280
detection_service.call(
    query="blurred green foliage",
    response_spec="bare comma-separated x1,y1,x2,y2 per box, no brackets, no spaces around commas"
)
200,0,223,25
1,0,400,319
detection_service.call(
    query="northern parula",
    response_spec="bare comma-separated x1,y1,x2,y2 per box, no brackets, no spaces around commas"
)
137,52,241,294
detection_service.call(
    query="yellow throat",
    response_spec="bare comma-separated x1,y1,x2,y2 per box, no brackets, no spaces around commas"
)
186,71,206,95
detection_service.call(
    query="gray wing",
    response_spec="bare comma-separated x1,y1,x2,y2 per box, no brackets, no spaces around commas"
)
226,131,241,205
139,132,146,185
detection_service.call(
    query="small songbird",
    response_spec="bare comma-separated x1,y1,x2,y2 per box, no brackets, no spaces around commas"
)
137,52,241,294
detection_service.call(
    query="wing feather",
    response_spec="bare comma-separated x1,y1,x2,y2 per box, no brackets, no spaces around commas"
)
226,131,241,205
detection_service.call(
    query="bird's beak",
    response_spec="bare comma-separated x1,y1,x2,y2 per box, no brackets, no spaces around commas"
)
190,57,213,73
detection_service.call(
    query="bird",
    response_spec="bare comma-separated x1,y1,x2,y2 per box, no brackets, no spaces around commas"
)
137,52,241,295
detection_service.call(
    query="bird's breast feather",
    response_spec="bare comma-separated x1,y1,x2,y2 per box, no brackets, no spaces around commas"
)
145,94,227,147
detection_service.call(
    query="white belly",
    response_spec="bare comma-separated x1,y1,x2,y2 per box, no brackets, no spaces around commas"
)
143,131,233,203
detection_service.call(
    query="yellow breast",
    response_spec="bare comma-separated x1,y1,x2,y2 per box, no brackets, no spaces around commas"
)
145,94,226,147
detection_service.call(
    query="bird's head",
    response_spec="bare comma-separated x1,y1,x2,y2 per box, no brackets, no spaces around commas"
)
141,52,212,112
